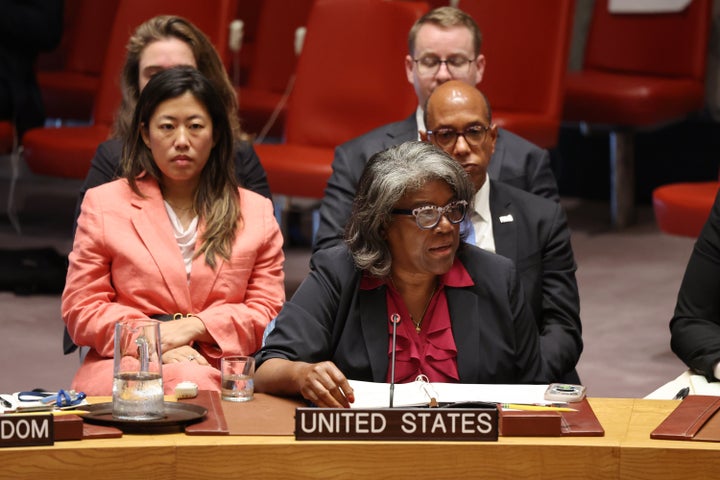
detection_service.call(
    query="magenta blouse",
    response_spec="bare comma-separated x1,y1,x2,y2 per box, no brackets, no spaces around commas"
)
360,259,474,384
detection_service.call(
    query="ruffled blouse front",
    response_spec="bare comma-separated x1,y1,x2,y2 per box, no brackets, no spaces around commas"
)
360,258,475,384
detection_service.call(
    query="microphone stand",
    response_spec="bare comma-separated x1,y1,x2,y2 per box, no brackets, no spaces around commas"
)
389,313,400,407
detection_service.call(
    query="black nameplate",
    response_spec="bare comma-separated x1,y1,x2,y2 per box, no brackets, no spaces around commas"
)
295,407,498,441
0,415,54,447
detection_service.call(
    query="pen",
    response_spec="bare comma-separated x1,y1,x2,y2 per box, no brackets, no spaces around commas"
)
3,409,89,417
500,403,578,412
0,397,12,409
673,387,690,400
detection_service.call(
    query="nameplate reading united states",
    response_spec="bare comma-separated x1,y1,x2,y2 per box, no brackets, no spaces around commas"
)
0,414,54,448
295,407,498,441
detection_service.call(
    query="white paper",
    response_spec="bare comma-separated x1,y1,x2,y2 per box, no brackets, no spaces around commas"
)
347,379,550,409
645,370,720,399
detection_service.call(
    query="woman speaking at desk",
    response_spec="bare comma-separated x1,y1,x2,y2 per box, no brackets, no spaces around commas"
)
62,67,285,395
255,142,542,408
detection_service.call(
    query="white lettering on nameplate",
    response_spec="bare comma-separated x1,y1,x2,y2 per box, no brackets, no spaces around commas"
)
295,408,498,441
0,415,54,447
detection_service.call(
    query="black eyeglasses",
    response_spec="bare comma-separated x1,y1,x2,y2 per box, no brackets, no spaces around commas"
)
413,54,475,77
391,200,468,230
427,125,491,150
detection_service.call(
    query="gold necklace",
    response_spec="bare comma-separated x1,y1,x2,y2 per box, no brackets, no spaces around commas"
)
390,277,438,333
166,201,194,212
410,287,436,333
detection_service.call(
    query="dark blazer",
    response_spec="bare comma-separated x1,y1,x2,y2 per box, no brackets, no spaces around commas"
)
670,190,720,381
257,244,544,384
489,180,582,383
314,114,559,251
63,137,272,354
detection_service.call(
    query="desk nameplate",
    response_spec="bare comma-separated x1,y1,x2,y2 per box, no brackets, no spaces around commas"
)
0,414,54,447
295,407,498,441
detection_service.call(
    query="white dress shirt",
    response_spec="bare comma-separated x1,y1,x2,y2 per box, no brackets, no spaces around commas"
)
470,175,495,253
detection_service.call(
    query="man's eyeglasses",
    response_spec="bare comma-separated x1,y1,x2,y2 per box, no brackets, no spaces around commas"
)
391,200,468,230
413,55,474,77
427,125,491,150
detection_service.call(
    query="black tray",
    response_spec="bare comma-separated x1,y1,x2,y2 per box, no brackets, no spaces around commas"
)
82,402,207,434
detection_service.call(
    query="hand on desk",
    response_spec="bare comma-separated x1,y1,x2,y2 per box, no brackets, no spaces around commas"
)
297,361,355,408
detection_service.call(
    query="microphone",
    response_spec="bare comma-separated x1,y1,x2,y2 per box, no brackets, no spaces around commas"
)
294,26,307,57
229,20,244,87
229,19,244,52
389,313,401,407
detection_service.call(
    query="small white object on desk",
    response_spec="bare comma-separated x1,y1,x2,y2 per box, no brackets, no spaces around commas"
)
174,381,199,399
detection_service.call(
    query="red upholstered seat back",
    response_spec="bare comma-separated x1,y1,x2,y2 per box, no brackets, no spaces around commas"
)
284,0,428,147
247,0,314,94
64,0,120,76
93,0,237,127
584,0,712,79
460,0,575,116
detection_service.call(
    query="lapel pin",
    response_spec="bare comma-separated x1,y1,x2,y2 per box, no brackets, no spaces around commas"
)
499,214,514,223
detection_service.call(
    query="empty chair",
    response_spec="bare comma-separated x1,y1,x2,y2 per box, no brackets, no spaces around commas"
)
232,0,264,86
254,0,429,199
235,0,313,137
653,180,720,238
37,0,120,122
563,0,713,227
22,0,237,180
236,0,314,138
457,0,575,149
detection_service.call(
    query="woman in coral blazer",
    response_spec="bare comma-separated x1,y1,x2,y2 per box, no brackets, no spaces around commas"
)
62,67,285,395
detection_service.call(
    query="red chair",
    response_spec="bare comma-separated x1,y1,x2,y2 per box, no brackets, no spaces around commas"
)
563,0,713,227
457,0,575,150
254,0,429,199
236,0,314,138
232,0,264,87
37,0,120,122
22,0,237,180
0,121,13,155
653,180,720,237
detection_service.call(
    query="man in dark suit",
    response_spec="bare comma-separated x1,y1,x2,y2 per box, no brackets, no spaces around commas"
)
423,80,582,383
314,6,558,251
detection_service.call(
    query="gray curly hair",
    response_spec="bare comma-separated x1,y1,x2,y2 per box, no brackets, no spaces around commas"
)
345,141,474,277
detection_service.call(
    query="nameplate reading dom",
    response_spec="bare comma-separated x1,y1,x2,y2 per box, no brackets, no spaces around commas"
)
295,407,498,441
1,415,54,447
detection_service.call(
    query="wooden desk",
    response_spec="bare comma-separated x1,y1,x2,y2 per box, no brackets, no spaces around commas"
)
1,398,718,480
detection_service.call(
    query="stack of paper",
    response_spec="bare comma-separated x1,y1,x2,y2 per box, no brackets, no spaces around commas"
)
347,379,550,409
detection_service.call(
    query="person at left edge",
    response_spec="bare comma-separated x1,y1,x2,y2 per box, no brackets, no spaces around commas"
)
0,0,63,137
255,141,542,408
62,67,285,395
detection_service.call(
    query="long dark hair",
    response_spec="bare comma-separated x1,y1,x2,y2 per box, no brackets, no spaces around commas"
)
122,66,239,268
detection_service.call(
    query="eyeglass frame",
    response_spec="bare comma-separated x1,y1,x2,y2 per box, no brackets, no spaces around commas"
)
426,124,492,150
412,54,476,77
391,200,468,230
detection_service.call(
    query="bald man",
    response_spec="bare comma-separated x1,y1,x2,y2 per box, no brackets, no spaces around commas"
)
314,6,557,252
422,81,582,383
